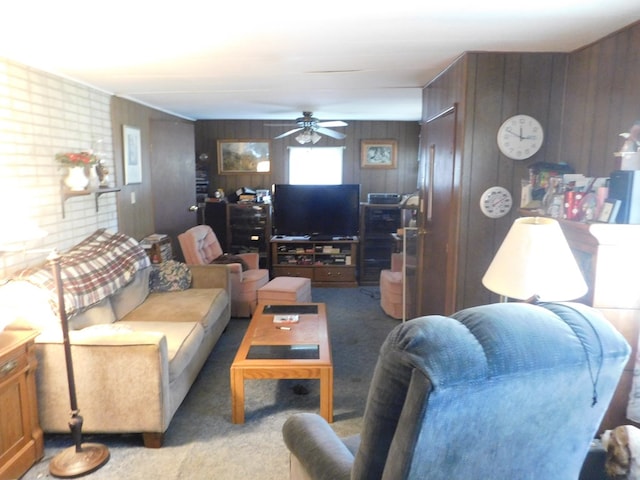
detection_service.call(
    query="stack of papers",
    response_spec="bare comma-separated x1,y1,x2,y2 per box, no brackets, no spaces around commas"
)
273,314,299,324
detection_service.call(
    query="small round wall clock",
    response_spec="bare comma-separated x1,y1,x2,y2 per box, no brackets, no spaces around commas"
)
497,114,544,160
480,186,513,218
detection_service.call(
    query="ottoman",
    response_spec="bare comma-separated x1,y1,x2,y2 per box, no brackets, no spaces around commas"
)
258,276,312,304
380,268,414,320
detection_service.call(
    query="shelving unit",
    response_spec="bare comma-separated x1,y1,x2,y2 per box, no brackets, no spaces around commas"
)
359,203,402,285
227,203,271,268
60,186,120,218
271,237,359,287
555,220,640,432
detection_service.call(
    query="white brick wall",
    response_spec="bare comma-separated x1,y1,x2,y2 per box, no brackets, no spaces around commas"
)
0,58,118,275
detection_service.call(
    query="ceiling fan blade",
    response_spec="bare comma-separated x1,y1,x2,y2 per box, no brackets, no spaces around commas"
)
265,123,297,127
274,127,303,139
317,120,347,128
315,127,346,140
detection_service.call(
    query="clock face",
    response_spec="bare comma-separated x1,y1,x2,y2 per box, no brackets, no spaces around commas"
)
497,115,544,160
480,187,513,218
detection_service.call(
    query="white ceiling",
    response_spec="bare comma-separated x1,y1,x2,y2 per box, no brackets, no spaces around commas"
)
2,1,639,123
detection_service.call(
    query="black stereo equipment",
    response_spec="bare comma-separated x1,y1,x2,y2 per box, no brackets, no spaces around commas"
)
367,193,401,204
608,170,640,224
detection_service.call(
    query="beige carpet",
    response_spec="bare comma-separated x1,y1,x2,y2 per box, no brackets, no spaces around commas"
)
22,287,399,480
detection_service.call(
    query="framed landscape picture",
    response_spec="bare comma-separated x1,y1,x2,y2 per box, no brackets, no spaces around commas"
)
361,140,397,169
217,139,271,174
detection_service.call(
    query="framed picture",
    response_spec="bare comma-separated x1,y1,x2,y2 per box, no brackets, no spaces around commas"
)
597,199,621,223
361,140,397,169
123,125,142,184
217,139,271,174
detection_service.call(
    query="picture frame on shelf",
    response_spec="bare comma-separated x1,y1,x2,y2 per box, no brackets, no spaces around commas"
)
361,140,397,169
123,125,142,184
597,199,621,223
217,139,271,174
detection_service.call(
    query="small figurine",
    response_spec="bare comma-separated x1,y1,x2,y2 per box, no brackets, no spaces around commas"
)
96,160,110,187
619,120,640,152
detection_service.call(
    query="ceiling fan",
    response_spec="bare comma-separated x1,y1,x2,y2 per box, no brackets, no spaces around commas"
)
268,112,347,144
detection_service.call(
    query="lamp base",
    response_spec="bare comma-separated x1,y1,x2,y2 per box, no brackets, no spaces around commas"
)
49,443,110,478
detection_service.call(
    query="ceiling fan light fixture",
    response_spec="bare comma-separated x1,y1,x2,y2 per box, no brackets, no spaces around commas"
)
296,129,320,144
273,112,346,142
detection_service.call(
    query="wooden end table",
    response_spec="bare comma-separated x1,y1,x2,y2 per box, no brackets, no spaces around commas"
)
230,303,333,424
0,330,43,480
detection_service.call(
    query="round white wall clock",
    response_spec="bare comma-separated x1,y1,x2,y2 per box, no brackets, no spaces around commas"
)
480,186,513,218
497,114,544,160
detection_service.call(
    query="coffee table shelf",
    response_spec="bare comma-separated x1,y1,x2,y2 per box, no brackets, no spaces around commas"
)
230,302,333,424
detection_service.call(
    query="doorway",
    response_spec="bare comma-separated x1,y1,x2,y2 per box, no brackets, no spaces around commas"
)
416,106,458,315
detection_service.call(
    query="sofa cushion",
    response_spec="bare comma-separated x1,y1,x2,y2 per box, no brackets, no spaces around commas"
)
120,288,229,331
116,320,204,380
0,280,58,332
149,261,192,292
73,323,134,337
111,267,151,320
69,297,116,330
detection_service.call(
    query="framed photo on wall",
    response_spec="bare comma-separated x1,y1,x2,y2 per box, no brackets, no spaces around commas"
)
217,139,271,174
361,139,397,169
123,125,142,184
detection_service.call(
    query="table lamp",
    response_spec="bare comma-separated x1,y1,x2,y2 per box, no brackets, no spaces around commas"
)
482,217,588,302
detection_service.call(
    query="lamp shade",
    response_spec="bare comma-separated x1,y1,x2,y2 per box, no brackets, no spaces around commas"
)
482,217,588,302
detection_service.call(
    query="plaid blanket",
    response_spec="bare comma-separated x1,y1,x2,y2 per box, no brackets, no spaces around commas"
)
18,229,151,316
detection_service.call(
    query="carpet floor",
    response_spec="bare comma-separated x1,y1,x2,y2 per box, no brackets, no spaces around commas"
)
22,286,399,480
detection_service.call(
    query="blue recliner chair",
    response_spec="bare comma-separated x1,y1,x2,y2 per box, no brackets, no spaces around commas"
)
282,302,630,480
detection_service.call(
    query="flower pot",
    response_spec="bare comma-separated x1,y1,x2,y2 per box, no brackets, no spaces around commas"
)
64,166,89,191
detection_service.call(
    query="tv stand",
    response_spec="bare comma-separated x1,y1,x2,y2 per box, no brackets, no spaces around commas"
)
271,237,359,287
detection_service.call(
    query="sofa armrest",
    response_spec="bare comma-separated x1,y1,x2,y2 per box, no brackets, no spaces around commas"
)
35,331,172,434
188,264,230,290
282,413,353,480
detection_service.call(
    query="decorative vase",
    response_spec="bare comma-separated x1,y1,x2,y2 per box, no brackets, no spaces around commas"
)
88,165,101,189
64,166,89,191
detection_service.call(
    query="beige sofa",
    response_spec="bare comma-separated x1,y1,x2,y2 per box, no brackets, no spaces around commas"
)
2,230,231,448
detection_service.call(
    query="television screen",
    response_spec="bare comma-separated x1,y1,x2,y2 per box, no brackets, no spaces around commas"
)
272,184,360,238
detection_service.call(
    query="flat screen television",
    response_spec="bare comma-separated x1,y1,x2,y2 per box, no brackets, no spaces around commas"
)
272,184,360,239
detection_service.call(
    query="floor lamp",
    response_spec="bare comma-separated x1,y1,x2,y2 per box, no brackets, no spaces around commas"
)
47,250,110,477
0,223,109,476
481,216,588,302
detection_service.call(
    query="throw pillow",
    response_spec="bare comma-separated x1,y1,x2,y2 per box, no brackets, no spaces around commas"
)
149,260,192,292
211,253,249,271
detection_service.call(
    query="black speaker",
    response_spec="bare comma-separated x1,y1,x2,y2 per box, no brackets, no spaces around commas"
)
608,170,640,224
204,201,228,250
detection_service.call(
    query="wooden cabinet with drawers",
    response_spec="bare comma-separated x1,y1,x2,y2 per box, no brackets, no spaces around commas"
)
271,237,358,287
0,330,43,480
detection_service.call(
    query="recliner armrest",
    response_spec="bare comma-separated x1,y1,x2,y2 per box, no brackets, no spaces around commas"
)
282,413,353,480
237,252,259,270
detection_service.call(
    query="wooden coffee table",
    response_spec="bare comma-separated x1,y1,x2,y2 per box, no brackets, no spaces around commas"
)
230,302,333,424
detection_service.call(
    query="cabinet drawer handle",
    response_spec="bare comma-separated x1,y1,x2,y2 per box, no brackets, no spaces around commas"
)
0,359,18,376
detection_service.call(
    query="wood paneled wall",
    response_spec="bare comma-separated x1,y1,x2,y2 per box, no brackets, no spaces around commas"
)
421,20,640,311
423,52,569,310
111,97,195,240
194,120,420,201
560,21,640,177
